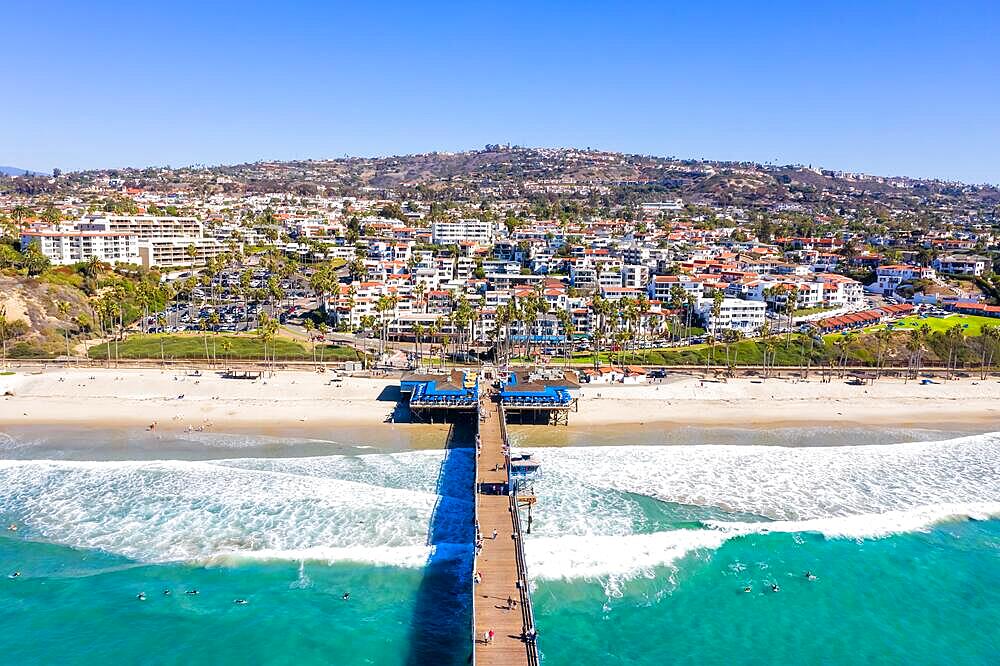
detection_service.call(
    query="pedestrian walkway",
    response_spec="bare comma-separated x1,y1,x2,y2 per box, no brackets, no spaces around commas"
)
473,392,538,666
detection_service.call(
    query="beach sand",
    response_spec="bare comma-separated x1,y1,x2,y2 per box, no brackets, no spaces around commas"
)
2,367,999,432
0,368,397,431
571,375,1000,428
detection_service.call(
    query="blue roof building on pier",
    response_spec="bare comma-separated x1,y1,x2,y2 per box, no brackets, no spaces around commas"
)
401,370,480,412
498,369,580,424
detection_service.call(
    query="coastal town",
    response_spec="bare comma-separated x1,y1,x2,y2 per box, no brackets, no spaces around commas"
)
5,0,1000,662
1,148,999,377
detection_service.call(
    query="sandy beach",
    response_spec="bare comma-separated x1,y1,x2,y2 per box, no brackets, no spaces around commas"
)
571,375,1000,428
0,368,397,431
2,366,999,432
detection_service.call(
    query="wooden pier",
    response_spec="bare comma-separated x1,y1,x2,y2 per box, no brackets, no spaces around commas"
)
473,392,539,666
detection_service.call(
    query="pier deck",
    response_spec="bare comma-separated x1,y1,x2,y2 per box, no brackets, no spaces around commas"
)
473,394,538,666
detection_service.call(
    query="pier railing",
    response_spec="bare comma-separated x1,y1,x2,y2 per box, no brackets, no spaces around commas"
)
510,491,539,666
472,413,482,664
499,404,540,665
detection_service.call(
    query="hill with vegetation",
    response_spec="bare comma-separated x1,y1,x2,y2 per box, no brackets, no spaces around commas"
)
8,147,999,216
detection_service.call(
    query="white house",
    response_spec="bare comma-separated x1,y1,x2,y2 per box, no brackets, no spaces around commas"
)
932,255,988,277
868,264,936,296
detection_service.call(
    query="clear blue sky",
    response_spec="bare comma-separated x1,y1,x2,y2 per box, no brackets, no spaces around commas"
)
4,1,999,183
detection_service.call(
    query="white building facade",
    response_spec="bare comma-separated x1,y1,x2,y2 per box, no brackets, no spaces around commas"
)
20,228,139,266
696,297,766,335
431,219,494,245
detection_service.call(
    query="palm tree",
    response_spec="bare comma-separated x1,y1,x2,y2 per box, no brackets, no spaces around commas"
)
413,323,425,367
873,327,893,382
0,306,9,368
944,324,965,378
783,287,799,348
905,327,926,382
209,312,222,365
56,300,72,359
200,319,211,364
220,338,233,366
708,291,724,371
256,312,278,376
303,318,316,364
980,325,1000,380
156,314,167,365
759,322,772,379
837,332,857,377
413,281,427,313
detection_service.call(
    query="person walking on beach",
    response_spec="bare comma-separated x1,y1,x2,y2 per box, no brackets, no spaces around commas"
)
506,595,513,610
492,529,498,540
488,629,495,644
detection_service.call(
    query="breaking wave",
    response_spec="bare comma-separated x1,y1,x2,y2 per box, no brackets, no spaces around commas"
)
1,432,998,582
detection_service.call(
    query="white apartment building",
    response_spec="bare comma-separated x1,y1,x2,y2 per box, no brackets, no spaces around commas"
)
79,214,203,239
570,264,598,289
647,275,701,301
21,227,139,265
621,264,650,289
431,219,494,245
815,273,865,309
136,237,227,269
696,297,766,335
640,200,683,214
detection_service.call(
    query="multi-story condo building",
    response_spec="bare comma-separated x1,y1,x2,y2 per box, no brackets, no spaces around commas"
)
78,214,203,239
696,297,766,335
621,264,650,289
136,237,228,269
647,275,701,301
20,227,139,265
431,219,494,245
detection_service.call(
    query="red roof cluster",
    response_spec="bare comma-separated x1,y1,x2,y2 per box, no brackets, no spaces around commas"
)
815,304,914,332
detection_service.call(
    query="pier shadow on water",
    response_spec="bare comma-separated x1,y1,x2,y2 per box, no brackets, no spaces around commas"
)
405,420,476,665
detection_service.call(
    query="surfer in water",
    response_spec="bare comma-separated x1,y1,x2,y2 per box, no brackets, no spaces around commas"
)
136,592,146,601
342,592,350,601
185,589,199,596
805,571,817,581
234,599,248,605
743,585,752,593
9,572,21,579
771,584,780,592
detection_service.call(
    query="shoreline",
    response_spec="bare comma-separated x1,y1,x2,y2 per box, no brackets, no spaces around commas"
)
2,367,999,434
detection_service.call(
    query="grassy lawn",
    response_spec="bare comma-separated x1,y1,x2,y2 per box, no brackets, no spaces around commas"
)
88,333,363,362
566,337,831,367
560,318,1000,368
845,314,998,337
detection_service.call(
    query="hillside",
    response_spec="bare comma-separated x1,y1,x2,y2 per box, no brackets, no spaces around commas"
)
28,147,1000,213
0,274,92,357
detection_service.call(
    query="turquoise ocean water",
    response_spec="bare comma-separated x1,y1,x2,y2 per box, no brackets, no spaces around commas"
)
1,426,998,664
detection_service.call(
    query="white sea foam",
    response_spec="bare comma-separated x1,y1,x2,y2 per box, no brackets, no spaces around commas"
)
525,432,1000,536
517,431,1000,587
0,453,470,565
527,502,1000,590
701,501,1000,539
2,431,998,580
